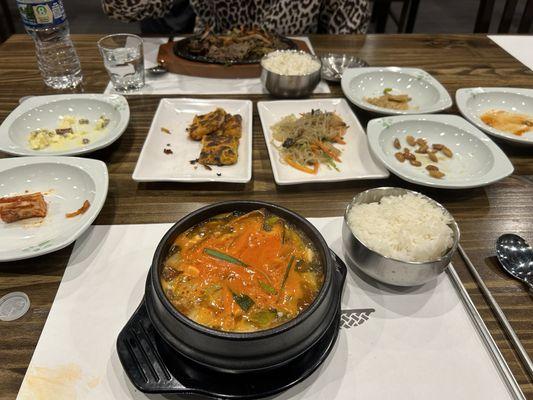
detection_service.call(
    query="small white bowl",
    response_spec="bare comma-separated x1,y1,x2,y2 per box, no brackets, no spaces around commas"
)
366,114,514,189
0,156,108,261
456,87,533,146
341,67,452,115
0,94,129,156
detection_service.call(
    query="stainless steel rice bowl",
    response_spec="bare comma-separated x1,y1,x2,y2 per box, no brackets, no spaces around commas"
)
260,50,321,98
342,187,460,287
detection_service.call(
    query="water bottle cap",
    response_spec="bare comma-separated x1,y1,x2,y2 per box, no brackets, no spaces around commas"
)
0,292,30,321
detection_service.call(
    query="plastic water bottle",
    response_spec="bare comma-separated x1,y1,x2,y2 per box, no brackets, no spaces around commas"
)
16,0,82,89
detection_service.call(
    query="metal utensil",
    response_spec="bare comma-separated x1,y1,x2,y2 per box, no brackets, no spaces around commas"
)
496,234,533,292
321,53,368,82
146,64,168,76
458,244,533,380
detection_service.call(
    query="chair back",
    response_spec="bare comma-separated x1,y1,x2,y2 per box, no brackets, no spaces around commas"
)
475,0,533,33
0,0,16,43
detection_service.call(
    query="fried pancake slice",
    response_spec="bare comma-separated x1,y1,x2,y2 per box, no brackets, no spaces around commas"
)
199,134,239,166
188,108,226,141
222,113,242,138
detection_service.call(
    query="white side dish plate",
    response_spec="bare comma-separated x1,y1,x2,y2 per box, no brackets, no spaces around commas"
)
132,98,252,183
367,114,514,189
0,94,129,156
0,157,108,262
258,98,389,185
456,87,533,146
341,67,452,115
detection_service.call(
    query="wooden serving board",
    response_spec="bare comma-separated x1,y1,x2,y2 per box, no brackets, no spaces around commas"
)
157,39,312,79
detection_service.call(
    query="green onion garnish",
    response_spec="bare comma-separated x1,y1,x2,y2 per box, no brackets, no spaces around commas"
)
259,281,277,295
278,256,295,299
204,248,248,267
232,292,254,312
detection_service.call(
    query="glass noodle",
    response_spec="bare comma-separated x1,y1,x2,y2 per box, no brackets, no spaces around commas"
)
271,110,348,174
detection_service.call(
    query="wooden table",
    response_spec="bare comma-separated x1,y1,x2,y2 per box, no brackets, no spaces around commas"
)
0,34,532,399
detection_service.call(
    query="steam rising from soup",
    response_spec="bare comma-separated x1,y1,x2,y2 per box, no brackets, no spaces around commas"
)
160,209,324,332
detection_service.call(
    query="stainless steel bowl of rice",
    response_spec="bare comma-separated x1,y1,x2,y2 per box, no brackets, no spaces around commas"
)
342,187,460,287
260,50,321,98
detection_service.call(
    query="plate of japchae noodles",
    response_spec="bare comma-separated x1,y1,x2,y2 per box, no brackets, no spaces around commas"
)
258,98,389,185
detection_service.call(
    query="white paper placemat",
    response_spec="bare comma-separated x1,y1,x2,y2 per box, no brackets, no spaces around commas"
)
103,37,330,95
16,218,521,400
489,35,533,71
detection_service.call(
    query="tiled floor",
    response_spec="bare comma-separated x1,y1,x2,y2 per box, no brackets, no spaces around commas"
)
5,0,532,35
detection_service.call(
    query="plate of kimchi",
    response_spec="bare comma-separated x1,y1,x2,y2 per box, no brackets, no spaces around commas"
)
456,87,533,146
0,157,108,261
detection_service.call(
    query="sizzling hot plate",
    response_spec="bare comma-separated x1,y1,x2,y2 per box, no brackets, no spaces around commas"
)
117,250,346,399
173,34,297,65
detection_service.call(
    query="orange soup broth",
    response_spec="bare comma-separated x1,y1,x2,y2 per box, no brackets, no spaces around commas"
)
160,210,323,332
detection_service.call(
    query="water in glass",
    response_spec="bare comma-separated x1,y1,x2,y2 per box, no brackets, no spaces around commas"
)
98,34,145,93
103,47,145,92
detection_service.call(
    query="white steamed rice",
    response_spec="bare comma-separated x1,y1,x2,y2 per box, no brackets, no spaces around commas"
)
261,51,320,75
347,193,454,262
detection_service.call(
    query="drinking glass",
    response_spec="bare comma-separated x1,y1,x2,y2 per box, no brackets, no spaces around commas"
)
98,34,145,92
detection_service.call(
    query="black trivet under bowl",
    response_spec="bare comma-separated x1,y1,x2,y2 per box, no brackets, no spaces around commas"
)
117,251,346,399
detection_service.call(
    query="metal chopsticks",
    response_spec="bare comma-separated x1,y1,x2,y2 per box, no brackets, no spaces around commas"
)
458,244,533,380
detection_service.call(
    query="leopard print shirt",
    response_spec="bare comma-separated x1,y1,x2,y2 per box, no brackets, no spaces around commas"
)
102,0,370,34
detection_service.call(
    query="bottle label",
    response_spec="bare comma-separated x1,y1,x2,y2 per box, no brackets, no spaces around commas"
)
17,0,66,28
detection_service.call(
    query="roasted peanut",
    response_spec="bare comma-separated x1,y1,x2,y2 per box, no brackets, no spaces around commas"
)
393,138,401,149
426,165,439,171
441,146,453,158
428,169,445,179
415,144,428,154
406,135,416,146
404,152,416,160
395,152,406,162
409,159,422,167
428,151,438,162
416,138,427,146
432,143,444,150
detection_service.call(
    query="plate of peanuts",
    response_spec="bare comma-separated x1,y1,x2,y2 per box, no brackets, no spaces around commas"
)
366,114,514,189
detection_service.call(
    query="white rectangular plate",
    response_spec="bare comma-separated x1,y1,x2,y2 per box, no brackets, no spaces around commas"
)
257,98,389,185
132,98,252,183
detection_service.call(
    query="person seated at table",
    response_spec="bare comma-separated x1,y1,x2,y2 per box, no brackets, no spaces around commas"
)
102,0,371,34
102,0,196,34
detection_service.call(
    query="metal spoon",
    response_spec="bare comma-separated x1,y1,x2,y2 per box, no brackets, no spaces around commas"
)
496,233,533,293
146,64,168,76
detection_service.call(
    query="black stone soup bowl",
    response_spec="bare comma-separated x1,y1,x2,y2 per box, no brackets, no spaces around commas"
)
144,200,346,374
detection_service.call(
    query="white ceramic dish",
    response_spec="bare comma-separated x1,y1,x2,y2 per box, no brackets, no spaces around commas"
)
0,94,129,156
341,67,452,115
367,114,514,189
257,98,389,185
0,157,108,262
456,87,533,146
133,98,252,183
